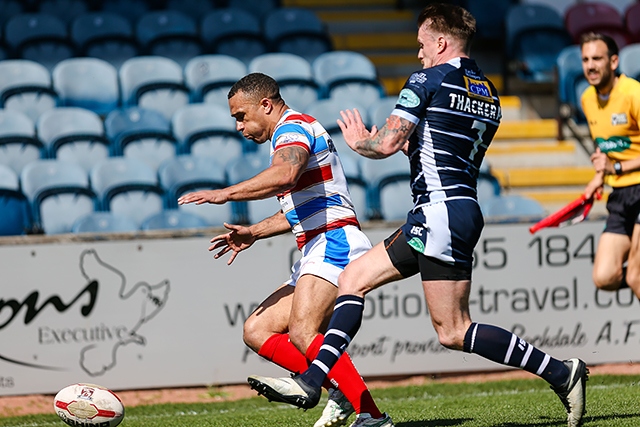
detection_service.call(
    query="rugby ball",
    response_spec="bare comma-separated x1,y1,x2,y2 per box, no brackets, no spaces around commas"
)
53,383,124,427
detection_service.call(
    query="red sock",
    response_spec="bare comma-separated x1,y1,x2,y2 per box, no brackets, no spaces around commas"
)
257,333,308,375
306,334,382,418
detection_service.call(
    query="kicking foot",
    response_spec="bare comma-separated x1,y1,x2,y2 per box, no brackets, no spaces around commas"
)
247,374,321,410
551,358,589,427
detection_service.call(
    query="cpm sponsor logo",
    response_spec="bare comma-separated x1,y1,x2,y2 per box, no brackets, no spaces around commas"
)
0,249,170,376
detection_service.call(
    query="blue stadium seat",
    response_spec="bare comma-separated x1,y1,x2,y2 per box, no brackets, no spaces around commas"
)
482,194,546,221
101,0,148,24
0,59,58,123
565,2,631,49
70,11,138,69
72,211,139,233
0,163,32,236
0,110,42,175
141,210,209,231
4,13,75,70
227,152,281,224
171,103,244,165
21,159,97,234
619,43,640,80
312,51,385,104
467,0,517,42
184,54,247,106
166,0,215,22
136,10,203,67
264,8,333,62
626,2,640,43
556,45,589,123
477,172,502,210
90,157,164,228
119,56,190,121
104,107,177,171
249,53,319,112
360,154,411,221
368,96,399,130
52,57,120,116
37,107,109,173
0,0,22,27
505,4,572,83
339,154,367,221
38,0,88,25
227,0,278,20
158,155,230,226
200,9,268,65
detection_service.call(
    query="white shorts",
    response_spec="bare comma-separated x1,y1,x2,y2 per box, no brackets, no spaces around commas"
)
286,225,372,287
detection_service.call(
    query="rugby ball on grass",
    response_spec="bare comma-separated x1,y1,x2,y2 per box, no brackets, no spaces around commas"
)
54,383,124,427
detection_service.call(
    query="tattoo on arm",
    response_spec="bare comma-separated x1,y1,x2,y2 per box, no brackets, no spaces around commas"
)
355,116,413,159
275,146,307,166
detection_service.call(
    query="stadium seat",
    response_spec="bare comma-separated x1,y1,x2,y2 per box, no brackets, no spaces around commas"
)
368,96,399,130
200,9,268,65
141,210,209,231
101,0,148,24
0,110,43,175
248,53,319,112
4,13,75,70
264,8,333,63
136,10,203,67
38,0,88,25
104,107,177,171
477,172,502,209
619,43,640,80
505,4,573,83
90,157,164,228
556,45,589,123
70,11,138,69
226,152,280,224
482,194,546,221
564,2,631,49
37,107,109,173
171,103,244,165
52,57,120,116
166,0,215,22
227,0,278,20
0,0,22,28
467,0,517,42
184,54,247,106
312,51,385,104
0,163,32,235
360,154,411,220
625,2,640,43
72,211,139,233
158,155,231,226
0,59,58,122
119,56,190,121
339,154,367,221
21,159,97,234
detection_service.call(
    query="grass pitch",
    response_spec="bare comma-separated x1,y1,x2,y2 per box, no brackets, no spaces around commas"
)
1,374,639,427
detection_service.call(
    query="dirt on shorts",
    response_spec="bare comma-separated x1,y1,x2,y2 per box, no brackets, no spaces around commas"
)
2,362,638,417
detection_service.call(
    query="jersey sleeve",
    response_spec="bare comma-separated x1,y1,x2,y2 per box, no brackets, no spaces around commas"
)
390,70,436,124
272,122,313,154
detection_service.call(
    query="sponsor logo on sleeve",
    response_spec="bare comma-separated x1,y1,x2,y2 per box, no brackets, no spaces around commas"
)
397,88,421,108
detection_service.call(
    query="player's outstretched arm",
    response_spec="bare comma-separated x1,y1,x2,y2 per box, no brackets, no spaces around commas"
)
178,189,228,206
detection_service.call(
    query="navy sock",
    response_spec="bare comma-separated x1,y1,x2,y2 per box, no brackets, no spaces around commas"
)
300,294,365,389
463,323,569,388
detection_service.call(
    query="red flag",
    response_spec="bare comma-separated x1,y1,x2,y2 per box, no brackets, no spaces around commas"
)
529,194,600,234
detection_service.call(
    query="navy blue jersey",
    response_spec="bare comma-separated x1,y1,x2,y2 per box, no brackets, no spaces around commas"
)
392,57,501,208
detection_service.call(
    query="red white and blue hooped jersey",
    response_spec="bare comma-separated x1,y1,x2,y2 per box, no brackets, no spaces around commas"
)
271,109,360,249
392,57,502,208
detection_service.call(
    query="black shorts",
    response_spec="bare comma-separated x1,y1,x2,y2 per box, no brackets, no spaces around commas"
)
384,228,472,281
605,184,640,237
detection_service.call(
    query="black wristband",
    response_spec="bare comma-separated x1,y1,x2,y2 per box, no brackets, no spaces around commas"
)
614,162,623,175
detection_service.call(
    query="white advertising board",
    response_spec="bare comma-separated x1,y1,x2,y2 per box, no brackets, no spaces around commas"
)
1,220,638,396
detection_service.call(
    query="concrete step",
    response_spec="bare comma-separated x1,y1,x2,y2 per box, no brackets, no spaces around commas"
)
494,119,558,140
492,166,594,188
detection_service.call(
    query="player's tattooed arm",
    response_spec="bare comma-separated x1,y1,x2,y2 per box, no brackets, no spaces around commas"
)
274,145,308,167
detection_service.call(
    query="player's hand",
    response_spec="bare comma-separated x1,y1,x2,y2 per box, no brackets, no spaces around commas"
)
590,148,613,174
337,109,377,150
584,174,604,200
209,223,257,265
178,190,228,205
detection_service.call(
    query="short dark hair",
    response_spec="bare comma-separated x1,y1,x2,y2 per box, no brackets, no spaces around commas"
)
228,72,282,103
417,3,476,52
580,32,619,57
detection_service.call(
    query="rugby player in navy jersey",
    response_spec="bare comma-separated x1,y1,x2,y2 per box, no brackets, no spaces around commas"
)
247,4,588,427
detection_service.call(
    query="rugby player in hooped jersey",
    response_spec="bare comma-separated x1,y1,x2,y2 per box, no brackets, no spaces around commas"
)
178,72,391,427
246,4,589,427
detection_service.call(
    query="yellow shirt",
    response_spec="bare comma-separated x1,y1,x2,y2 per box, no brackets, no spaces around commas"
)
581,74,640,187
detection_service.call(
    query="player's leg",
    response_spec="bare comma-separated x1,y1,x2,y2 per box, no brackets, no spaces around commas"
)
626,223,640,295
592,232,630,290
243,284,310,375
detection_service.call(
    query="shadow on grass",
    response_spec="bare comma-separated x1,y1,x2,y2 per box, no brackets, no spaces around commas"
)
396,412,640,426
